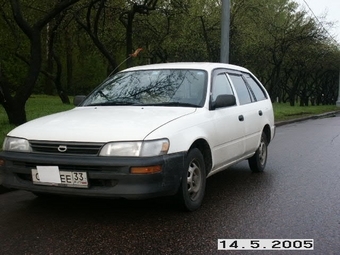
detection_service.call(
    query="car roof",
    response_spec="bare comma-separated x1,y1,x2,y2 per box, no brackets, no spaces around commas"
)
121,62,250,73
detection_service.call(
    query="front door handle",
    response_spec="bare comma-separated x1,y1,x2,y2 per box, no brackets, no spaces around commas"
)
238,115,244,121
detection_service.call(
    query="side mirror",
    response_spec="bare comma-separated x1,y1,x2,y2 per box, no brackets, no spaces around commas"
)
73,95,86,106
211,94,236,110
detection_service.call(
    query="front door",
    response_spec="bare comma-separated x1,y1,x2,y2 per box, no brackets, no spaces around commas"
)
210,70,246,170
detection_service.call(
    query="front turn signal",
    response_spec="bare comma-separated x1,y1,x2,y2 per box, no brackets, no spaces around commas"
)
130,165,162,174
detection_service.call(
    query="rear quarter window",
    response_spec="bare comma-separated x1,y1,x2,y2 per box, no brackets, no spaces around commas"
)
244,74,267,101
228,74,252,105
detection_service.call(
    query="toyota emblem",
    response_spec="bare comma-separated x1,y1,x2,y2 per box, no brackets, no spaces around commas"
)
58,145,67,153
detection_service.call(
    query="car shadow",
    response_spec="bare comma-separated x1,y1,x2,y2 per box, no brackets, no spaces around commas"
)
16,161,275,220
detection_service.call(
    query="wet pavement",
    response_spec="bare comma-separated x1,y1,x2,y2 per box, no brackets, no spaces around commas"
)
0,114,339,254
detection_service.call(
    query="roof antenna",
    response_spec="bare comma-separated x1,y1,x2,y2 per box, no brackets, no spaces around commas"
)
108,48,143,77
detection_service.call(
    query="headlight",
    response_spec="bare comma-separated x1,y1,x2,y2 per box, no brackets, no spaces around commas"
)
140,139,170,157
100,141,142,157
99,139,169,157
3,137,32,152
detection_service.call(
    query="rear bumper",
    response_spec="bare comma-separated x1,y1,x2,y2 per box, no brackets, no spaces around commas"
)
0,151,186,199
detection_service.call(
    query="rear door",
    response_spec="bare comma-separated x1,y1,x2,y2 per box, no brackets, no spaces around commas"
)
227,72,266,155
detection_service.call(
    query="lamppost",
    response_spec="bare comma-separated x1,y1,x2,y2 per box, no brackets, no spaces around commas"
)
220,0,230,64
337,69,340,107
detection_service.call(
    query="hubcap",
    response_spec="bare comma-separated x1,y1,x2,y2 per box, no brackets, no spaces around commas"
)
187,160,202,200
258,137,267,166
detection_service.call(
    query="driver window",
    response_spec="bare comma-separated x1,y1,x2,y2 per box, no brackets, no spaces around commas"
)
211,73,234,101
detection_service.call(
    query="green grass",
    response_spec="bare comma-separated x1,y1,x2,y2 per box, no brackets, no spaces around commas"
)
25,95,74,120
0,95,74,147
0,95,339,148
273,103,339,121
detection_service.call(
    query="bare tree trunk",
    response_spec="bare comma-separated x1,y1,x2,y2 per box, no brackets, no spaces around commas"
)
3,100,27,125
54,54,70,104
120,1,159,68
200,16,213,62
0,65,26,125
126,11,134,68
1,0,80,125
44,22,55,95
75,0,118,72
65,28,73,91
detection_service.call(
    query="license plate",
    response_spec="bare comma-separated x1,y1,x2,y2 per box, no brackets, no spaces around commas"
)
32,167,88,188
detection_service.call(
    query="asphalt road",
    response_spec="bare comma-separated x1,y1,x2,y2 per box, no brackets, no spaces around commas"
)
0,114,339,255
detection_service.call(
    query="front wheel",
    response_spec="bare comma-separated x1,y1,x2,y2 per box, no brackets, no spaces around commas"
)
248,132,268,172
177,148,206,211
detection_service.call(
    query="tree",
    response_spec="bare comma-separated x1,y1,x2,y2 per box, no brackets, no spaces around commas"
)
1,0,339,128
75,0,120,74
119,0,158,67
228,0,339,104
0,0,80,125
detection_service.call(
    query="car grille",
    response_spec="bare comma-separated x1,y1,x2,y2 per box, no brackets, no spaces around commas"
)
29,141,104,156
13,161,104,171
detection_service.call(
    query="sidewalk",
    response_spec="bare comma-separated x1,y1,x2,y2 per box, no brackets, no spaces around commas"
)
1,110,339,195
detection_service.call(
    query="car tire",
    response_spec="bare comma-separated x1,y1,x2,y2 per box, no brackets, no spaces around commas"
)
177,148,206,211
248,132,268,172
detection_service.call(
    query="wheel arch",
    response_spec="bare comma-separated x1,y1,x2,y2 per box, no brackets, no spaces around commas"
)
188,139,212,176
263,124,272,144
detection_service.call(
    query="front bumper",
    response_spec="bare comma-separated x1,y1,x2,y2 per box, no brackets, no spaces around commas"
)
0,151,186,199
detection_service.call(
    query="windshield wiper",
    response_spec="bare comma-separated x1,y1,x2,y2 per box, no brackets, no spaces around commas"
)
142,102,198,107
87,101,139,106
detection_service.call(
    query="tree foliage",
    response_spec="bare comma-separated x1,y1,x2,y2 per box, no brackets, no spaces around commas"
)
0,0,339,125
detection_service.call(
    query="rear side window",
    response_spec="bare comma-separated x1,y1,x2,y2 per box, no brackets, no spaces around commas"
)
228,74,252,105
244,74,267,101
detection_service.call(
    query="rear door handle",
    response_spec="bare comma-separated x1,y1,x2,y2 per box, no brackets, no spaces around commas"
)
238,115,244,121
258,110,263,116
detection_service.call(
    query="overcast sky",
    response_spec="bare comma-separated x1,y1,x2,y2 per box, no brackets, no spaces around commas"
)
294,0,340,43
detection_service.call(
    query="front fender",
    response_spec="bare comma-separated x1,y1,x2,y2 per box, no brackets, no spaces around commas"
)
145,109,215,153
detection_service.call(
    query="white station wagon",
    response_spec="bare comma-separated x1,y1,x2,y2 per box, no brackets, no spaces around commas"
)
0,62,275,211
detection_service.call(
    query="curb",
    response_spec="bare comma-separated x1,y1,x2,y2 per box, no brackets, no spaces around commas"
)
1,110,339,195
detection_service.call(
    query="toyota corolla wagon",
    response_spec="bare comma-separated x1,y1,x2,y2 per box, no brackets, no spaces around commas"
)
0,62,275,211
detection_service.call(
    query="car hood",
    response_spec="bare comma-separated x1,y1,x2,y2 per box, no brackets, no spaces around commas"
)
8,106,196,142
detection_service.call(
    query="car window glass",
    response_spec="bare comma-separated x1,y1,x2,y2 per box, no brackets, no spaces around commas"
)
229,74,252,105
82,69,207,107
244,74,267,101
211,73,234,101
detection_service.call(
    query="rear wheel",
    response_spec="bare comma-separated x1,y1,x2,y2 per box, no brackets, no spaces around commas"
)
248,132,268,172
177,148,206,211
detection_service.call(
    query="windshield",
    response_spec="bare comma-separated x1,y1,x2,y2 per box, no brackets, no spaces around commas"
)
82,69,207,107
